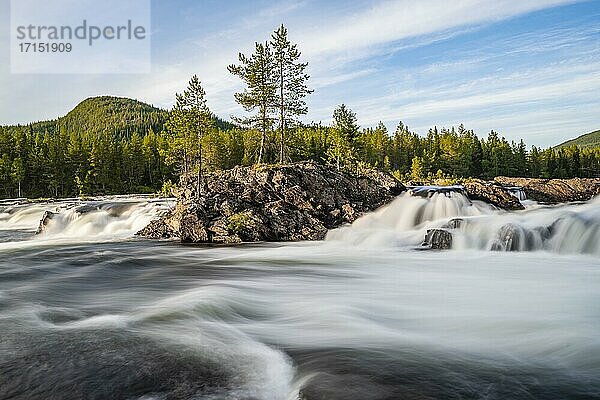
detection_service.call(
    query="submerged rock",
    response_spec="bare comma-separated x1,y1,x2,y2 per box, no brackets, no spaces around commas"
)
442,218,464,229
408,185,466,198
491,223,554,252
491,223,524,251
137,161,406,243
463,179,524,211
495,177,600,204
422,228,453,250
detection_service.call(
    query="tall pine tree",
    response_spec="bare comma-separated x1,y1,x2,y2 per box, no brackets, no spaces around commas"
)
165,75,213,197
271,24,312,163
228,41,277,164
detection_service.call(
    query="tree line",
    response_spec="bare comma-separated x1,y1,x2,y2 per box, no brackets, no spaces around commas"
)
0,24,598,199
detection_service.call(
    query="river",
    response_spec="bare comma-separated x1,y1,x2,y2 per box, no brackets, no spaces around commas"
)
0,193,599,399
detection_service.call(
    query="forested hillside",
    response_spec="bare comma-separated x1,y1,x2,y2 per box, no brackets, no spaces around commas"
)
0,96,237,198
0,97,170,198
557,130,600,149
2,95,599,200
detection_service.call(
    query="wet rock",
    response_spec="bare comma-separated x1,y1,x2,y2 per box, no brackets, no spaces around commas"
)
495,177,600,204
136,219,176,239
137,161,405,243
492,223,543,252
442,218,464,229
423,228,453,250
35,210,55,234
463,179,524,210
492,223,522,251
72,204,100,214
408,185,465,198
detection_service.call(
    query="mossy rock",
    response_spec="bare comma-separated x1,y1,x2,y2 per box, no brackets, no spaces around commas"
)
226,211,254,233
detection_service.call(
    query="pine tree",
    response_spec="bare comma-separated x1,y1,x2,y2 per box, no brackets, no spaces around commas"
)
11,158,25,198
410,156,424,181
332,104,360,141
270,24,313,163
228,41,277,164
165,75,213,196
326,128,352,171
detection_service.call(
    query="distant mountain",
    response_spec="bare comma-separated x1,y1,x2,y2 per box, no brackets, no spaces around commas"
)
557,130,600,149
3,96,235,137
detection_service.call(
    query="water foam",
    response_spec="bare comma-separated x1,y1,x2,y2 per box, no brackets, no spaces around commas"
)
328,190,600,255
326,191,495,247
0,197,173,247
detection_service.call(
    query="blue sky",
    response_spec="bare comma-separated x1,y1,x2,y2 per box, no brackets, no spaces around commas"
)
0,0,599,147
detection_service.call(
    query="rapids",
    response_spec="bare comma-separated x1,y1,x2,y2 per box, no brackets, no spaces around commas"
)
0,194,599,399
327,191,600,255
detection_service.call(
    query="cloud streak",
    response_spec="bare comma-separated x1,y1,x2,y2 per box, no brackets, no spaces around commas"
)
0,0,597,147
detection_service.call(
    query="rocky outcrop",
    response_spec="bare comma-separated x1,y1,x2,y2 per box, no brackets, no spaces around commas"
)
35,210,55,234
463,179,524,210
137,161,405,243
495,177,600,204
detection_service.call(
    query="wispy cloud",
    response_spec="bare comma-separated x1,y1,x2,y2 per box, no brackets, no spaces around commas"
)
0,0,597,148
297,0,577,58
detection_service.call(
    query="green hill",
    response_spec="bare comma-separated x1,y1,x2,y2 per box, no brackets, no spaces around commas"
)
3,96,235,138
59,96,167,138
557,129,600,149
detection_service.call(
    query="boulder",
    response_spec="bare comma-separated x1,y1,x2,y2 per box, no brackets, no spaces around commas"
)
491,223,547,252
463,179,524,210
495,177,600,204
137,161,406,243
35,210,55,234
422,228,453,250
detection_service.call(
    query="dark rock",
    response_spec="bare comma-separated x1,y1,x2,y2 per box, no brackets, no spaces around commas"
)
136,219,176,239
408,185,465,198
464,179,524,210
492,223,542,252
72,204,100,214
495,177,600,204
442,218,464,229
422,228,453,250
35,210,55,234
491,223,522,251
137,161,406,243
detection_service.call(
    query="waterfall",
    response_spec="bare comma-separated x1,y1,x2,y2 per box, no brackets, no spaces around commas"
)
452,197,600,255
328,187,600,255
505,186,527,201
0,197,173,242
0,204,58,230
326,191,495,247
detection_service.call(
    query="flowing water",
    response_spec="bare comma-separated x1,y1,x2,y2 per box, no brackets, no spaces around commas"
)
0,194,599,399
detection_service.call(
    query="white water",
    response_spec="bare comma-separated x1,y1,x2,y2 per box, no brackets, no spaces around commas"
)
327,192,495,248
0,203,55,230
1,194,599,399
506,186,527,201
0,197,174,244
328,191,600,255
